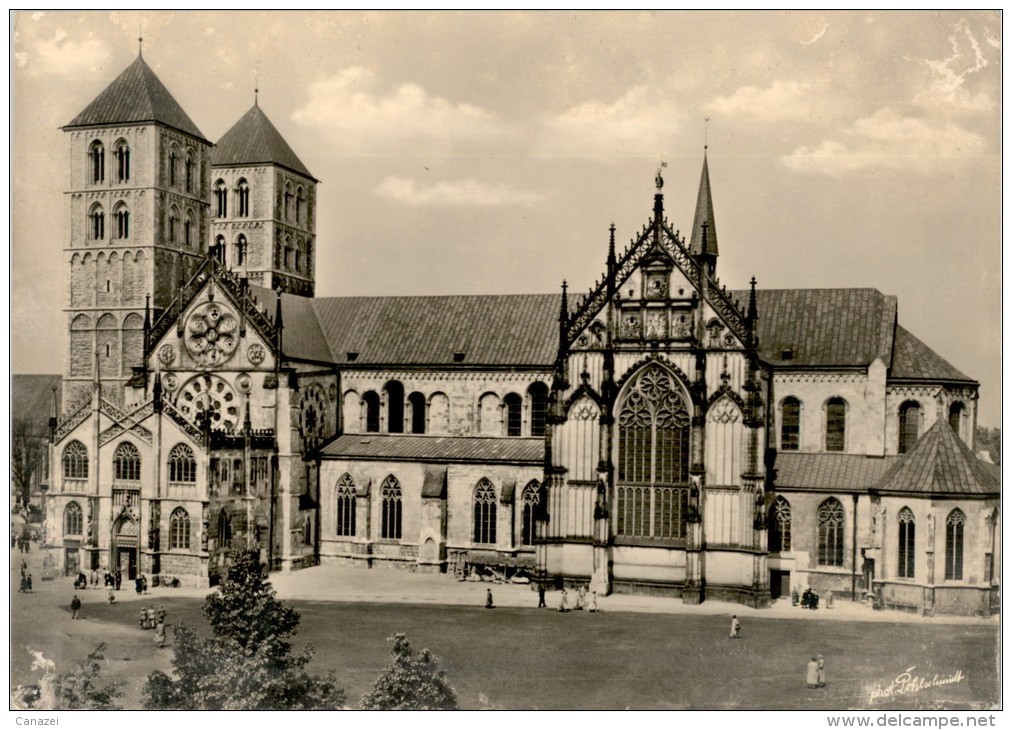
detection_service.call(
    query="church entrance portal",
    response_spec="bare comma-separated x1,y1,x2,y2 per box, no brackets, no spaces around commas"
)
112,516,139,580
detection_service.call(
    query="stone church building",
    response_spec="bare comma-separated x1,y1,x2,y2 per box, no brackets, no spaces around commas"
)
44,53,999,616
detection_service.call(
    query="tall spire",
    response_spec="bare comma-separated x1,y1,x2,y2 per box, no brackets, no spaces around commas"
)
689,149,719,259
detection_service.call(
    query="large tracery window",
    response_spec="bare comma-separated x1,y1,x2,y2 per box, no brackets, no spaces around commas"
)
336,473,356,537
817,497,845,567
615,365,691,541
168,443,197,483
898,507,915,578
945,509,965,581
170,508,190,550
521,480,540,546
473,479,497,545
64,501,83,535
768,495,792,552
114,442,141,482
63,441,89,479
381,476,402,540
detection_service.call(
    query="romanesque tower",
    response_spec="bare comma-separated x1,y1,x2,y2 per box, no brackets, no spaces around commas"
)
210,100,318,296
62,52,212,411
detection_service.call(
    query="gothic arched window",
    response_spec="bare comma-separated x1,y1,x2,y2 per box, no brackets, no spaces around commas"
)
89,204,105,241
336,473,356,537
115,140,130,183
473,478,497,545
899,401,922,454
168,443,197,483
898,507,915,578
284,182,294,221
170,508,190,550
217,508,232,549
768,495,792,552
113,442,141,482
234,234,247,266
185,152,194,193
184,209,195,249
780,397,800,451
381,476,402,540
168,206,180,245
948,402,964,436
945,509,965,581
168,147,179,187
616,365,691,540
408,391,426,434
296,186,305,224
114,203,130,240
817,497,845,567
214,181,228,217
64,501,83,535
236,179,250,218
521,480,540,546
63,440,88,479
89,140,105,184
213,235,226,265
385,381,404,434
504,393,522,437
825,397,847,452
363,391,381,433
529,382,549,438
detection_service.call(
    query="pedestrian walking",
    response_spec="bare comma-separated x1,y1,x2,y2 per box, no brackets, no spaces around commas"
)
807,656,820,689
71,595,82,619
730,615,741,639
157,605,166,625
135,577,143,595
147,606,157,628
537,583,547,608
25,574,33,593
20,559,27,577
18,575,27,593
107,588,116,604
115,569,122,590
826,590,834,609
576,585,587,610
140,607,149,629
140,575,148,594
558,588,570,613
588,591,598,613
154,622,166,648
485,588,494,609
791,586,799,606
817,654,826,687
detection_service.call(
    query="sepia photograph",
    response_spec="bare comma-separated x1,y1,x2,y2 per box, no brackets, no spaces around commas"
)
9,9,1001,717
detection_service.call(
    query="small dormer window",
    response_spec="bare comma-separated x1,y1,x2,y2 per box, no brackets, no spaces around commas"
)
781,348,794,360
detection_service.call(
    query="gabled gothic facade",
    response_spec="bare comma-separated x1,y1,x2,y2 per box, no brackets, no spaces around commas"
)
45,54,999,615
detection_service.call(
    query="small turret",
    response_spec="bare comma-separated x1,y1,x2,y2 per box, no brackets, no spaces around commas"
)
690,151,718,278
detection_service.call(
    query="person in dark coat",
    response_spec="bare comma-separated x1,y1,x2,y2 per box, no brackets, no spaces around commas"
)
135,577,143,595
25,574,33,592
71,595,82,619
537,583,547,608
791,586,799,606
485,588,494,609
114,569,122,590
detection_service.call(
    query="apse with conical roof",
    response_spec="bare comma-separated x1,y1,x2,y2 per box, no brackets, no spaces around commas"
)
210,100,318,297
62,53,212,411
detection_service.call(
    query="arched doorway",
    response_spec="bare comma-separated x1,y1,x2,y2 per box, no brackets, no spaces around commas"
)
112,515,139,580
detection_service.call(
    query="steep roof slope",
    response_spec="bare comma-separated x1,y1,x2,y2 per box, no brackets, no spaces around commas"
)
889,325,974,383
212,104,315,180
65,55,206,140
875,420,999,496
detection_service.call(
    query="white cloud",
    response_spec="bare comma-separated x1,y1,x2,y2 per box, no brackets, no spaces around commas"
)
291,67,509,150
375,176,545,207
923,19,989,99
784,107,986,176
17,27,110,76
800,22,828,46
707,80,816,123
540,86,683,157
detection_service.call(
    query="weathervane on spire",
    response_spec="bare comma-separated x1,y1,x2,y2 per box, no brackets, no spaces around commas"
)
138,17,143,57
254,63,259,105
704,116,711,151
656,159,667,191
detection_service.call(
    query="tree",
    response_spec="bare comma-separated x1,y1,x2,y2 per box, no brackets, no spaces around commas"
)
975,426,1001,466
143,547,344,710
12,418,45,508
13,644,123,710
361,633,459,710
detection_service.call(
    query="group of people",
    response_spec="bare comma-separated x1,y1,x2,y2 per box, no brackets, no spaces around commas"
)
807,655,827,689
18,559,33,593
134,575,149,595
555,585,598,613
14,534,33,553
792,586,827,610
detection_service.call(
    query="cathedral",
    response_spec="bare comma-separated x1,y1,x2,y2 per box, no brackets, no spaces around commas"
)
45,53,999,616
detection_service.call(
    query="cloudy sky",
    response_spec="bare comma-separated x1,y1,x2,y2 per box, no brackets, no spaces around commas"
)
11,10,1002,425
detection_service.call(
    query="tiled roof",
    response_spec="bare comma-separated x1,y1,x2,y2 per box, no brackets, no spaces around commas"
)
311,295,561,367
774,452,899,492
875,420,999,496
731,288,896,368
211,104,315,180
65,56,206,141
12,375,62,434
248,286,332,363
889,325,974,383
319,434,545,464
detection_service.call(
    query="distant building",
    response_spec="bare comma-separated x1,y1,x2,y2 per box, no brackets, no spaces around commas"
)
44,52,998,615
12,375,61,512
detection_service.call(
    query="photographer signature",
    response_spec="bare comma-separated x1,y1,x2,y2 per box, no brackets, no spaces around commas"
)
868,666,965,703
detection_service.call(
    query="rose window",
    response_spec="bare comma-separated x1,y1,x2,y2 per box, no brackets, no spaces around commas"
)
186,302,239,366
176,375,239,432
